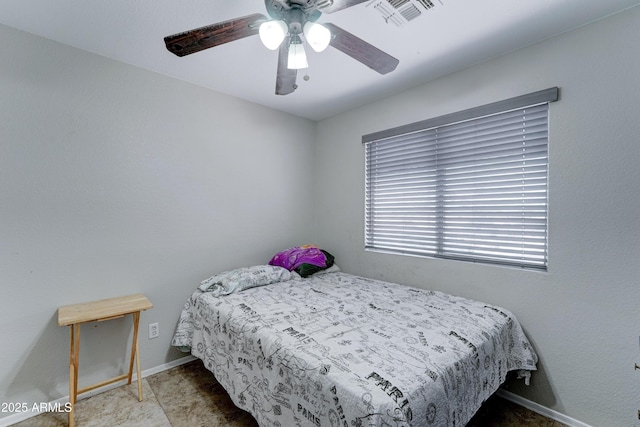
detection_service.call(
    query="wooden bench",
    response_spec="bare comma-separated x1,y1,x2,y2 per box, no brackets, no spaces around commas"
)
58,294,153,426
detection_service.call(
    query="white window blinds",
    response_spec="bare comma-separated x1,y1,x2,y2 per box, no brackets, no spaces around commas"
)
364,88,557,270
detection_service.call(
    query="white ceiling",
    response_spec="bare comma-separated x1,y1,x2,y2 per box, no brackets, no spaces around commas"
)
1,0,639,120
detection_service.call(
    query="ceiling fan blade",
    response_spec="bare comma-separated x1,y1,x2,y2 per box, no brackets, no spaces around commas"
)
318,0,369,14
325,23,399,74
164,13,266,57
275,37,297,95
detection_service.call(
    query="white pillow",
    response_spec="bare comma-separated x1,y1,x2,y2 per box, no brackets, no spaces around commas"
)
199,265,294,296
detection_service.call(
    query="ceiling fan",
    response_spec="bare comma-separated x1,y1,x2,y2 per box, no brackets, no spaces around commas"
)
164,0,399,95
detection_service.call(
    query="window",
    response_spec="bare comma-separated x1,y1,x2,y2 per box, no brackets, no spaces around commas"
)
363,88,558,271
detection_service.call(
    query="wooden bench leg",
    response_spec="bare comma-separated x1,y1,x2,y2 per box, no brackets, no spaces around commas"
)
127,311,143,401
68,324,80,427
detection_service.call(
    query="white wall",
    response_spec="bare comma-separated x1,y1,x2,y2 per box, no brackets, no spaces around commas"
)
313,6,640,427
0,23,315,421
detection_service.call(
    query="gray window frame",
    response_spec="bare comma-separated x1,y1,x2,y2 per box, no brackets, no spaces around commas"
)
363,87,558,271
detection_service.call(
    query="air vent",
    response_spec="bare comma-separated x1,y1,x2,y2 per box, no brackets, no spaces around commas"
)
368,0,442,27
388,0,410,8
416,0,434,9
400,3,421,21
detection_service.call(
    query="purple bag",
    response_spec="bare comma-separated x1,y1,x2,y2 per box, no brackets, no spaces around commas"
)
268,245,327,271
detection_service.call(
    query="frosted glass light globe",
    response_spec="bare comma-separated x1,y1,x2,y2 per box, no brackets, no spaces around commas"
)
303,21,331,52
259,20,288,50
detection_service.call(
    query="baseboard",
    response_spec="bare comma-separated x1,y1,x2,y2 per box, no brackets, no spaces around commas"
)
0,355,197,427
497,389,593,427
139,354,197,378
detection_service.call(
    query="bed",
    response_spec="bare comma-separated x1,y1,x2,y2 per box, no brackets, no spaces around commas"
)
172,269,537,427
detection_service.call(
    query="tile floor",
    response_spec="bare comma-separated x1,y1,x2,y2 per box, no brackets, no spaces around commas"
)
11,360,566,427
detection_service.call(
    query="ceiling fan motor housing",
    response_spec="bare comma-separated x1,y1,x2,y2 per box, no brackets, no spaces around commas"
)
265,0,322,26
288,9,305,34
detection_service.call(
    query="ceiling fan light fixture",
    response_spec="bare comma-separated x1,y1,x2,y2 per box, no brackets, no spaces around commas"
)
259,20,288,50
287,36,309,70
303,21,331,52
